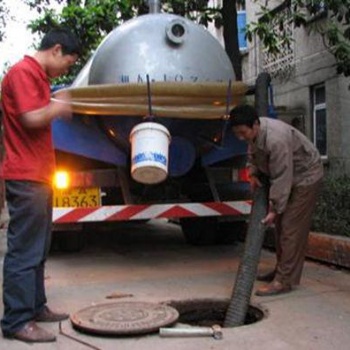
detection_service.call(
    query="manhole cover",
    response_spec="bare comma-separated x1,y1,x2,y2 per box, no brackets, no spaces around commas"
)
71,302,179,335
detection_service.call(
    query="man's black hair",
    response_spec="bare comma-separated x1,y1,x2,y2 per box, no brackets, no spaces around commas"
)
228,104,260,128
39,27,82,56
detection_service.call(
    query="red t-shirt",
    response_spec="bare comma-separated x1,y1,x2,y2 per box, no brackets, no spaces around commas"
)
0,55,56,184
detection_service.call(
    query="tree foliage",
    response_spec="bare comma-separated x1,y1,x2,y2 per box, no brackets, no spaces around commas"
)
20,1,207,82
14,0,243,83
246,0,350,77
312,175,350,236
0,1,245,82
0,3,10,42
1,1,349,81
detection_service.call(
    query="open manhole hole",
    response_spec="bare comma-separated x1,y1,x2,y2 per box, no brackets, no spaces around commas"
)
165,298,265,327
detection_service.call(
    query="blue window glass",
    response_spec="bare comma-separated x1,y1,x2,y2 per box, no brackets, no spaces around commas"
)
237,11,247,50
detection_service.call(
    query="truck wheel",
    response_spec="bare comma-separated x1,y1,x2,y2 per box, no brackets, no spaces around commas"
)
218,221,247,244
180,217,219,245
51,231,85,253
180,218,247,245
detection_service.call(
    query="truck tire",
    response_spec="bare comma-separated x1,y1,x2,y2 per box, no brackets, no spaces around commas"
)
218,221,247,244
180,217,218,245
180,218,246,245
51,231,86,253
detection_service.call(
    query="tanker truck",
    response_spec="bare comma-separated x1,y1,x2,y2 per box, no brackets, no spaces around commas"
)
51,1,272,249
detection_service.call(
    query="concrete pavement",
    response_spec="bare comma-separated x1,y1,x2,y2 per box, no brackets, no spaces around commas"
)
0,215,349,350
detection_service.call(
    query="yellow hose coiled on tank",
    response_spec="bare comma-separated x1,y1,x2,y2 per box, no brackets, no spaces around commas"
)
51,81,249,119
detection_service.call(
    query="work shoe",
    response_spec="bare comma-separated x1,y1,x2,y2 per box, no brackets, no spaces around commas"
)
4,321,56,343
255,280,292,297
256,269,276,282
35,305,69,322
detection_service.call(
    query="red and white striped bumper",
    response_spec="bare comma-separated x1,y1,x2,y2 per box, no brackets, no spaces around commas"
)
53,200,252,224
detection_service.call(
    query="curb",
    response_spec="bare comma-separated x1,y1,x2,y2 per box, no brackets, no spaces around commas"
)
306,232,350,268
264,229,350,269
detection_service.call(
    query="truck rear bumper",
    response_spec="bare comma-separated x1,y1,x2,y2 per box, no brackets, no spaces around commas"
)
53,200,252,224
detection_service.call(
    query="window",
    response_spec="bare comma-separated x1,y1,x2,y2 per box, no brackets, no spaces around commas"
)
312,84,327,157
237,10,247,51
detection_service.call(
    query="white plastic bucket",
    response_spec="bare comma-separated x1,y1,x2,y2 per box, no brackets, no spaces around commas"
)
130,122,171,184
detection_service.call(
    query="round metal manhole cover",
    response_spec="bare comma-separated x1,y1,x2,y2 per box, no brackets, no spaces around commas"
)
70,302,179,335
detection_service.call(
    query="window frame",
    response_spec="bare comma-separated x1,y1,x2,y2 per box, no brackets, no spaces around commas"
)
312,83,327,158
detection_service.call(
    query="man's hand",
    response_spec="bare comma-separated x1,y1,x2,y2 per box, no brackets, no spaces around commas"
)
261,211,277,226
51,89,73,119
250,175,262,192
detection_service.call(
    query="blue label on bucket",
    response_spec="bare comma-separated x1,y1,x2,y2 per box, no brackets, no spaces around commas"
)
133,152,167,166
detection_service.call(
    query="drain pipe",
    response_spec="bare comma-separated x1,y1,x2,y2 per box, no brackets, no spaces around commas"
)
148,0,161,13
254,72,271,116
224,73,271,327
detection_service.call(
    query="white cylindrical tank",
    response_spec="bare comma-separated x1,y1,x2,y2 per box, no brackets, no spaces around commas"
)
87,13,235,85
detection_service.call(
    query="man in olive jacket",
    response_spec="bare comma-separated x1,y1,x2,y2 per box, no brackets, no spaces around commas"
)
229,105,323,296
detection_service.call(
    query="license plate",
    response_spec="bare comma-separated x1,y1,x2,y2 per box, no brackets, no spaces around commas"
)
53,187,101,208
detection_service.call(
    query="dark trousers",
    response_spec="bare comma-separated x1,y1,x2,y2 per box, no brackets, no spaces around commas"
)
1,180,53,335
274,179,322,286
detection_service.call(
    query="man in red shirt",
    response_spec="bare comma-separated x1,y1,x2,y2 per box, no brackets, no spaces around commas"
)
1,28,81,343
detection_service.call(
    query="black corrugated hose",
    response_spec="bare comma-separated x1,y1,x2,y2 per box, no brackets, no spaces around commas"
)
224,184,268,327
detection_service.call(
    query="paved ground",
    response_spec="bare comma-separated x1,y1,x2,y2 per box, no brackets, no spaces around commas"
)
0,213,350,350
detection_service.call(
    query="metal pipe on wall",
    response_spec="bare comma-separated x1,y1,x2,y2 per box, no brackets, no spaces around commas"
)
148,0,161,14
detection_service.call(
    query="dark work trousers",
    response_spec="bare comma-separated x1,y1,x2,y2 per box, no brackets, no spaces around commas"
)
1,180,53,335
274,179,322,286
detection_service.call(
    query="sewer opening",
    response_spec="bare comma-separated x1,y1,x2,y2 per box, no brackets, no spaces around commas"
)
166,298,265,327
